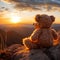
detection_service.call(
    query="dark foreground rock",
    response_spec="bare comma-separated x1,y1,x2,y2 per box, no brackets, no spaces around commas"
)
0,44,60,60
1,44,60,60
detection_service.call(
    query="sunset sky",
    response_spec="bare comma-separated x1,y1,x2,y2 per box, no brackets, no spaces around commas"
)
0,0,60,24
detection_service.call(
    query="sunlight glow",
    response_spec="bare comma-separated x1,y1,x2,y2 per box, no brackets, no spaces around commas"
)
10,13,21,23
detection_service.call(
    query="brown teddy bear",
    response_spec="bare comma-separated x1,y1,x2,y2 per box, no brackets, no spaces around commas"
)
23,14,59,49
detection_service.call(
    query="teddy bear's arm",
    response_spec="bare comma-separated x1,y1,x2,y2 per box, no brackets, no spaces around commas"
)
30,29,41,43
51,29,58,40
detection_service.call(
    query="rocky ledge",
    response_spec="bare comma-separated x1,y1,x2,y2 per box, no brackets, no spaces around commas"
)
1,44,59,60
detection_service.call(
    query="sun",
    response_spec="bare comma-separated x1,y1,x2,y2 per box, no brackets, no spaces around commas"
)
11,16,20,23
11,16,21,23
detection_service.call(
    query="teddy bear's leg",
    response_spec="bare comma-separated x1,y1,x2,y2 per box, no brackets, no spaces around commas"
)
23,38,38,49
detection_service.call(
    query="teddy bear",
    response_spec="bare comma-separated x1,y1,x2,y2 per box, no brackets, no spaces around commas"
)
23,14,58,49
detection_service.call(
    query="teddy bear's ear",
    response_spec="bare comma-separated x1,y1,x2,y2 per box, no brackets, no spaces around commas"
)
35,14,40,22
50,15,55,22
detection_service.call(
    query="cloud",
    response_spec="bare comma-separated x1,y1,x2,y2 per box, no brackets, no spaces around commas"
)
3,0,60,11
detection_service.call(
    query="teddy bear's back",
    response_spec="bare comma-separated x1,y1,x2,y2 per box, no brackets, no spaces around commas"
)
38,29,53,47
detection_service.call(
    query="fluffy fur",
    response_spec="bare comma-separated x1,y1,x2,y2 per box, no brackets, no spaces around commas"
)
23,14,58,49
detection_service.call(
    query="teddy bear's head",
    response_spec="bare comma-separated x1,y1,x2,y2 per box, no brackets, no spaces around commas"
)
35,14,55,28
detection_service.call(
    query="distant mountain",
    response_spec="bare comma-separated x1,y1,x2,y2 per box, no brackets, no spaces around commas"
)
52,24,60,31
0,24,60,31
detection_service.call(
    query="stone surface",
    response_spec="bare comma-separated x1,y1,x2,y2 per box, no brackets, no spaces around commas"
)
5,44,60,60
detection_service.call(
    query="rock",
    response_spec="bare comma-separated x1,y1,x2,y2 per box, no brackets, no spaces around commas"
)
7,44,50,60
12,49,50,60
49,44,60,60
6,44,60,60
6,44,23,56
